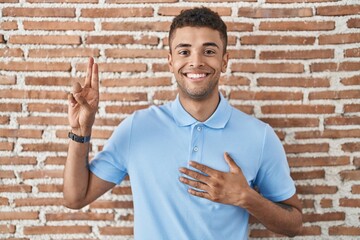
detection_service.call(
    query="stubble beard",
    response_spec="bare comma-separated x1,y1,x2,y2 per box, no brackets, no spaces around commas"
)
176,74,219,101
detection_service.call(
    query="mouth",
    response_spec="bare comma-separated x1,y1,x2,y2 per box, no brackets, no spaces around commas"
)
182,73,210,81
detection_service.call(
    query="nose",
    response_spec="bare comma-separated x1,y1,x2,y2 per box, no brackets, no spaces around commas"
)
189,52,204,68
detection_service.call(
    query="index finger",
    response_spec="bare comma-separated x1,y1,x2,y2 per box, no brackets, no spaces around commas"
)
189,161,220,176
84,57,94,88
91,62,99,91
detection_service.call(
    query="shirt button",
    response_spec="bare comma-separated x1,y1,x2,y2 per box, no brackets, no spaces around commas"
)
193,146,199,152
196,126,202,131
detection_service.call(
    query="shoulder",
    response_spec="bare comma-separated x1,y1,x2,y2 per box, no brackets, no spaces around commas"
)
229,106,268,132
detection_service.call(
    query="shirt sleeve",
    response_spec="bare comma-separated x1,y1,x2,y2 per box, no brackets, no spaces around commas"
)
254,124,296,202
88,115,133,185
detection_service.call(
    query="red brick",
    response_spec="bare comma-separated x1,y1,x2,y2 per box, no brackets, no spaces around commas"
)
0,225,15,234
153,90,177,101
320,199,333,208
297,185,338,194
291,170,325,180
0,184,32,193
228,49,255,59
319,33,360,44
262,105,335,114
241,35,315,45
0,103,21,112
102,21,170,32
317,5,360,16
24,226,91,235
344,104,360,113
107,0,177,2
46,212,114,221
38,184,63,192
260,21,334,31
105,105,149,114
28,103,67,113
15,198,64,207
0,75,16,85
28,0,97,2
0,157,37,165
325,116,360,126
0,129,43,138
76,62,147,73
102,77,172,87
158,7,231,16
345,48,360,58
0,212,39,220
0,142,13,151
0,48,23,57
0,35,4,43
230,91,302,101
220,76,250,86
44,156,66,165
268,0,338,2
261,118,319,128
21,170,63,179
1,90,67,100
105,49,168,58
329,226,360,236
29,48,99,58
238,7,312,18
340,170,360,181
257,77,330,87
260,49,334,60
285,143,329,153
152,63,168,72
90,200,133,209
86,35,132,44
81,7,153,18
0,116,9,124
226,22,254,32
303,212,345,222
231,63,304,73
288,156,350,168
352,185,360,194
2,7,75,17
311,62,360,72
100,227,133,235
341,75,360,85
0,170,15,178
23,21,94,31
112,186,132,195
0,21,18,30
309,90,360,100
347,18,360,28
0,197,8,205
342,142,360,152
25,76,83,86
339,198,360,207
100,92,147,102
296,129,360,139
9,35,81,45
22,143,68,152
0,61,71,71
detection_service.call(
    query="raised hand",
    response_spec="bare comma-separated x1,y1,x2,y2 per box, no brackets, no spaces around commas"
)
68,57,99,137
179,152,253,207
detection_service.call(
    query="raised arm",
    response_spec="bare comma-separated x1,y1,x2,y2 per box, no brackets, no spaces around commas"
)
63,57,115,209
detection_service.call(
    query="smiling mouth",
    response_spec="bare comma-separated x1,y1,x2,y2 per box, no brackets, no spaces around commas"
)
183,73,210,80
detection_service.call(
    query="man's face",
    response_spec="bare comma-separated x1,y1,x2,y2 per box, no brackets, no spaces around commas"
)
168,27,229,100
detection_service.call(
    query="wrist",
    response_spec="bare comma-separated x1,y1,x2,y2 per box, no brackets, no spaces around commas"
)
71,127,92,137
237,187,258,209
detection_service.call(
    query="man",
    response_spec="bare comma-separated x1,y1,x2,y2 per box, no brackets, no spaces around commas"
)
64,7,302,239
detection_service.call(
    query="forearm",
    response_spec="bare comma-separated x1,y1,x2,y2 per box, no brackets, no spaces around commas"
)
241,189,302,237
63,139,91,209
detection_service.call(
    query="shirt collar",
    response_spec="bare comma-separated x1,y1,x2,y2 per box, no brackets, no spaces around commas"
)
171,92,232,129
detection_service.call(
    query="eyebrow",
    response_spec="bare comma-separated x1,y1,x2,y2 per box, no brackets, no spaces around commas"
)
174,42,220,49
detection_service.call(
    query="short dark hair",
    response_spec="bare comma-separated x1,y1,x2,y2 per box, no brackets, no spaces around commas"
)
168,7,228,54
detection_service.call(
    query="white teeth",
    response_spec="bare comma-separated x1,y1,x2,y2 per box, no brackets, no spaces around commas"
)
186,73,207,79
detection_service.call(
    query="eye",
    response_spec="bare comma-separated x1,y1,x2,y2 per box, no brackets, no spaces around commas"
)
204,49,216,55
178,50,189,56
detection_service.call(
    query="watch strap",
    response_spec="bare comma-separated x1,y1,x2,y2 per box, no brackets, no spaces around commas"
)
68,132,91,143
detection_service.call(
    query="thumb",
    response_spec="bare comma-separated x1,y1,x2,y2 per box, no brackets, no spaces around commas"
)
224,152,241,173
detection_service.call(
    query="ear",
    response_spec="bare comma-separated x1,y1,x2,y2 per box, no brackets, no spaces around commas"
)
221,52,229,73
168,52,174,73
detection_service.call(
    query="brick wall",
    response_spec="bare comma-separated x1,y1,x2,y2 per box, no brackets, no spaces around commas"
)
0,0,359,239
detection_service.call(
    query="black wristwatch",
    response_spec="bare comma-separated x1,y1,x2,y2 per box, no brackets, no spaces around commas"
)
68,132,91,143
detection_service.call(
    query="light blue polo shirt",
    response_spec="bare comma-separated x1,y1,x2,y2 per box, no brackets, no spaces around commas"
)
89,93,296,240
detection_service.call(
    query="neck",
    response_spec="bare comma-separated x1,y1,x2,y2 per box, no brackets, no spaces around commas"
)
178,91,220,122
